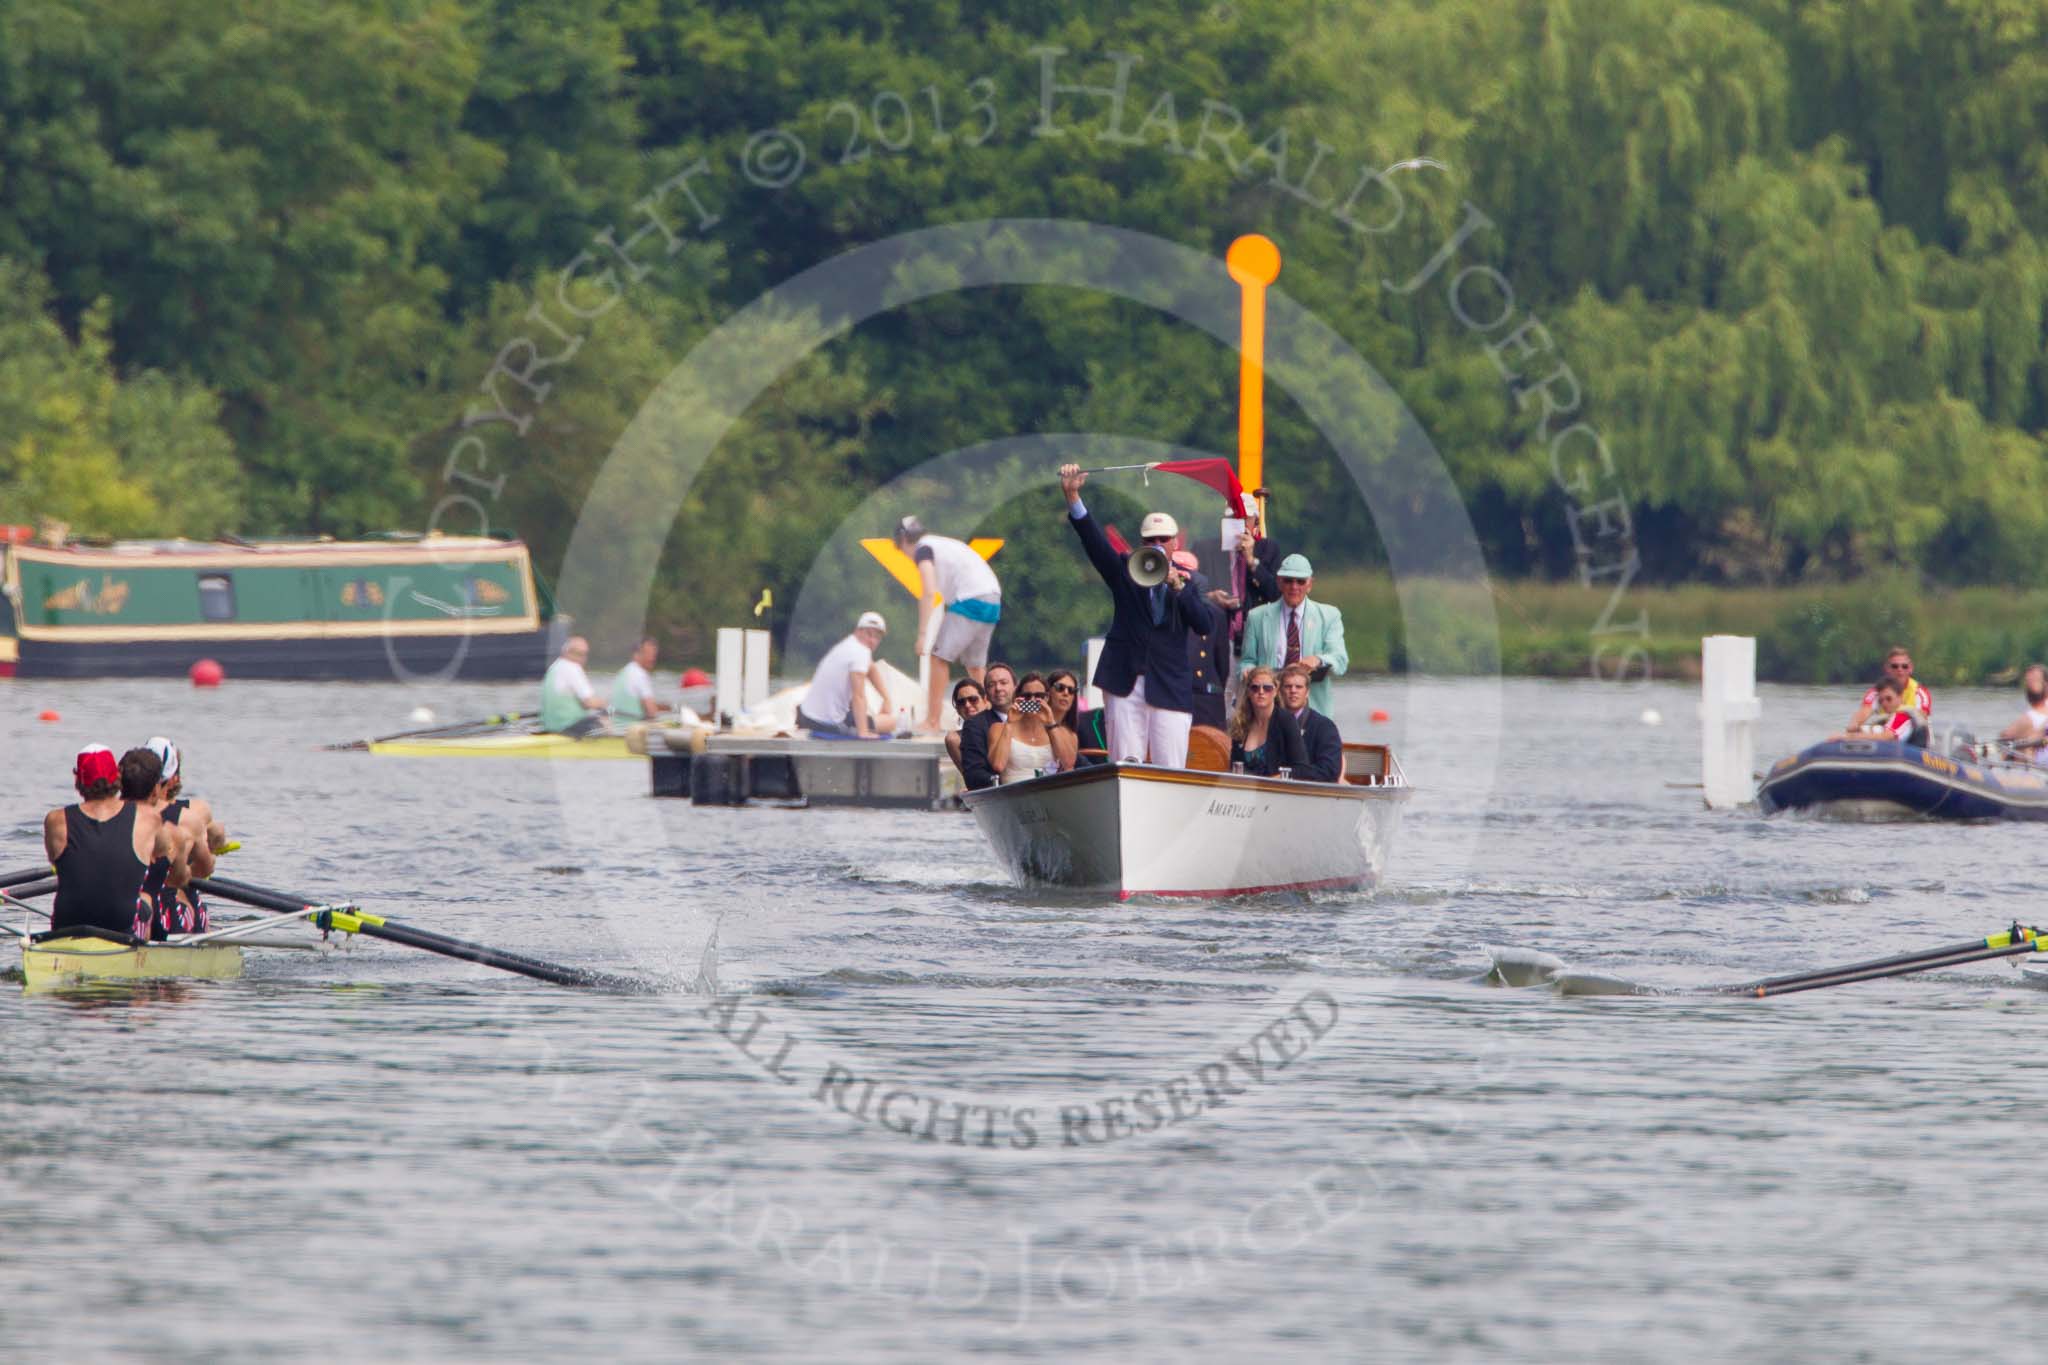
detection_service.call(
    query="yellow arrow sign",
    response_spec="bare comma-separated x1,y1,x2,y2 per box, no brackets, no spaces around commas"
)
859,538,1004,600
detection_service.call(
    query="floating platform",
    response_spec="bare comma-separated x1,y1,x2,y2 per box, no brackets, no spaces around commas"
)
649,732,961,810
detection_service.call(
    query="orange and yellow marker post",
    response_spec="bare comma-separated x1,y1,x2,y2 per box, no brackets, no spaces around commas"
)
1225,234,1281,528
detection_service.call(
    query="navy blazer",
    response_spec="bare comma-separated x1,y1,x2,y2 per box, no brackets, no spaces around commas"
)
1229,706,1309,777
1185,569,1232,697
1289,706,1343,782
956,707,1005,790
1070,508,1216,713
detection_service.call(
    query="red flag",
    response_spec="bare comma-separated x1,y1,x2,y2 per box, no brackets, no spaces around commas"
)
1152,458,1247,513
1104,524,1132,555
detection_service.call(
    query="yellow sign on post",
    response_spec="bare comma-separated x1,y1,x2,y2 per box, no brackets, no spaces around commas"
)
859,538,1004,601
1226,234,1281,528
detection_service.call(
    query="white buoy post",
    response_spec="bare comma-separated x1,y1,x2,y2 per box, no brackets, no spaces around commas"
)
1083,637,1105,712
715,628,743,723
741,629,771,712
1701,635,1761,809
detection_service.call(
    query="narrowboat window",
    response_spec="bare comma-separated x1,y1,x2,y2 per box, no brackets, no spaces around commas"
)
197,573,236,622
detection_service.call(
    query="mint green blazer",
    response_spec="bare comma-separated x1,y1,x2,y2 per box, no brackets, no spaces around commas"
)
1240,599,1349,715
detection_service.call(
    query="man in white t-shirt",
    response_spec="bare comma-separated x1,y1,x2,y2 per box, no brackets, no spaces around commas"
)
893,516,1001,735
797,611,899,739
609,637,666,721
540,636,607,736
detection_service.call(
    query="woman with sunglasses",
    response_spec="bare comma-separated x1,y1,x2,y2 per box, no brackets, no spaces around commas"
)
1048,668,1110,767
988,672,1078,783
1228,666,1309,777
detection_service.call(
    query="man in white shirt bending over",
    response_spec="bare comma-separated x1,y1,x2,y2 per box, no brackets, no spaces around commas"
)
893,515,1002,735
541,636,608,737
609,636,666,721
797,611,899,739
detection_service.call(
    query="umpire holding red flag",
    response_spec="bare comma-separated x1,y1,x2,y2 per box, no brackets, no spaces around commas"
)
1058,462,1216,767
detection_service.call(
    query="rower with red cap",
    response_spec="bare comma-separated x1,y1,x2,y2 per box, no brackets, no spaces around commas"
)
43,746,192,941
138,736,222,936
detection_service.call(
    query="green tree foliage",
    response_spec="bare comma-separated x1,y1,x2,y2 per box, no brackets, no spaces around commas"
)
1,0,2044,666
0,260,238,536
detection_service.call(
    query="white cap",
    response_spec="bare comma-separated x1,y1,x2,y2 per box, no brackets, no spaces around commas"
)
856,610,887,633
143,736,179,782
1139,511,1179,539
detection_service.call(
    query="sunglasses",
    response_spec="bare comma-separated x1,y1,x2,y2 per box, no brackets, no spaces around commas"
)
957,693,983,705
1279,577,1307,585
1887,661,1912,670
1050,682,1075,694
1143,536,1174,546
1018,690,1048,699
1248,682,1276,693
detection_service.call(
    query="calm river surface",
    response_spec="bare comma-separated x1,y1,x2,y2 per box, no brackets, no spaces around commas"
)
7,673,2048,1361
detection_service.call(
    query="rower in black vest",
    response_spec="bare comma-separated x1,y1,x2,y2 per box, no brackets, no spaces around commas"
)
45,746,171,940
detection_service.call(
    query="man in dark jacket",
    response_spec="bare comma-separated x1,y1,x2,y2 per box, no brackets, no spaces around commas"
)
1059,463,1216,767
1229,490,1283,649
1277,663,1342,781
1175,550,1233,731
952,662,1013,791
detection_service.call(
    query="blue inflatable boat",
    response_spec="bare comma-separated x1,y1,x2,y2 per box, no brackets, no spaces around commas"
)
1756,738,2048,820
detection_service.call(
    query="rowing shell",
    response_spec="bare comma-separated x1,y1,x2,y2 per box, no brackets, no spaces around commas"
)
368,731,636,759
21,935,243,990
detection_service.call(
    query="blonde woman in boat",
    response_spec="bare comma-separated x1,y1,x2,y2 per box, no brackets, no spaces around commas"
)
988,673,1077,783
1228,666,1308,777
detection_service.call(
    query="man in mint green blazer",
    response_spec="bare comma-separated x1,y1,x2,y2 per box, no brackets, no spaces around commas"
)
1239,554,1348,715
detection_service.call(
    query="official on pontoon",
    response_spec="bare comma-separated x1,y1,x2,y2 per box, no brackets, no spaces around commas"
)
797,611,899,739
893,515,1002,736
1057,462,1215,767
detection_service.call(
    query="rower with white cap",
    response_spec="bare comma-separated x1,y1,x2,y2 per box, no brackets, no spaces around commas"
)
1057,463,1217,767
138,736,224,935
797,610,900,739
1240,552,1349,716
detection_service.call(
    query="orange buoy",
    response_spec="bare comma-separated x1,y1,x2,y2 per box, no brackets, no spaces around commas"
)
1370,708,1390,724
37,709,59,722
680,667,712,688
190,658,225,687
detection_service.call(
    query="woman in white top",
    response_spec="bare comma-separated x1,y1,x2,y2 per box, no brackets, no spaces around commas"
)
988,673,1077,783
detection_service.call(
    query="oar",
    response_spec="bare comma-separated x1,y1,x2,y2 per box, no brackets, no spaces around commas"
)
323,711,535,751
175,904,351,946
5,877,56,899
1,866,52,890
0,886,44,937
194,876,648,991
1720,924,2048,998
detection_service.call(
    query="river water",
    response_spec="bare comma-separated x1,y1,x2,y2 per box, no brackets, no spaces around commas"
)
6,673,2048,1360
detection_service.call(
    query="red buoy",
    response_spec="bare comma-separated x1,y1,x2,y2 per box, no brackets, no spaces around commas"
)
190,659,225,687
680,667,712,688
1370,708,1390,723
37,709,59,722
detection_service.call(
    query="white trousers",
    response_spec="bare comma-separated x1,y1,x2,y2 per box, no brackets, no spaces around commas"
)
1103,675,1193,767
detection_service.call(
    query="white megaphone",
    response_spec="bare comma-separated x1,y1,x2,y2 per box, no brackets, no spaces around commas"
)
1127,544,1171,588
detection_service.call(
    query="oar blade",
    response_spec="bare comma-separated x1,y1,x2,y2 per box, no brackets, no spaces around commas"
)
1478,945,1568,988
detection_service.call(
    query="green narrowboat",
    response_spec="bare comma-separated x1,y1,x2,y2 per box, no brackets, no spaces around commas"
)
0,533,553,680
